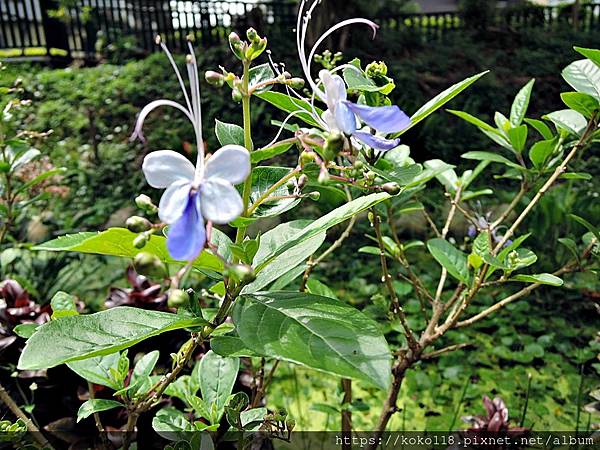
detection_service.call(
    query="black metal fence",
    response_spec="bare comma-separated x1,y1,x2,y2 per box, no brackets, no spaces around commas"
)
1,0,600,61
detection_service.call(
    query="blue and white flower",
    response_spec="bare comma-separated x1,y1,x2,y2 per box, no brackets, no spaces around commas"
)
273,0,411,152
133,38,250,261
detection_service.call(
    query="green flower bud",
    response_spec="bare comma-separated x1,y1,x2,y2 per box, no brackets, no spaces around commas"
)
318,170,330,185
135,194,158,213
205,70,225,87
133,252,167,279
365,171,376,182
382,182,401,195
231,88,243,102
126,216,152,233
168,289,190,309
228,32,245,60
225,264,256,283
366,61,388,78
308,191,321,201
287,77,305,89
246,37,267,61
133,233,149,249
246,27,259,43
353,160,364,170
299,151,315,166
323,132,344,161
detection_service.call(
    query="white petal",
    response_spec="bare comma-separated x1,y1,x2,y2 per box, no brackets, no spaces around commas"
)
320,70,346,110
204,145,250,185
142,150,195,188
158,179,192,223
200,178,243,224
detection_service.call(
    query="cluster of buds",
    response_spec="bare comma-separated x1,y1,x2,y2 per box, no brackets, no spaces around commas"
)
229,28,267,62
313,50,343,70
260,408,295,441
127,194,162,249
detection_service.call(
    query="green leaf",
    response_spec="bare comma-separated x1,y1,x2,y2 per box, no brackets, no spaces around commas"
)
510,79,535,127
152,407,193,440
50,291,78,319
249,167,301,218
306,279,338,299
15,167,67,195
569,214,600,241
199,351,239,417
511,274,563,286
68,353,121,390
130,350,159,387
245,220,325,293
13,324,39,339
343,66,394,94
215,119,245,147
33,228,223,274
402,71,489,134
249,63,275,94
77,399,122,423
18,307,207,370
529,137,558,169
448,110,511,149
574,46,600,68
423,159,458,192
211,336,261,358
524,118,553,140
461,151,522,170
560,92,600,119
251,141,294,164
427,239,469,284
558,237,580,262
507,125,528,153
233,292,392,390
543,109,587,136
11,148,40,171
368,163,423,186
255,192,390,272
562,59,600,101
256,92,322,128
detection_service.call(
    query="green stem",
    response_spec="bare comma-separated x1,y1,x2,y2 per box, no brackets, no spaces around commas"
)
235,60,254,249
247,168,299,215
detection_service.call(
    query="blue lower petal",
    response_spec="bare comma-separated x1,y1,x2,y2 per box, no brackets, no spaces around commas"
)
345,102,410,134
353,131,401,152
167,193,206,261
334,101,357,134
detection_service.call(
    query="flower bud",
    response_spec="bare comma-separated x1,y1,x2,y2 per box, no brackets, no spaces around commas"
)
231,88,243,102
308,191,320,201
228,32,245,60
168,289,190,309
135,194,158,213
323,132,344,161
205,70,225,87
318,170,330,185
299,151,315,166
382,182,401,195
297,174,308,189
366,61,388,78
133,252,167,279
246,27,259,43
246,37,267,61
126,216,152,233
353,160,364,170
287,77,305,89
365,171,376,182
133,233,149,249
225,264,256,283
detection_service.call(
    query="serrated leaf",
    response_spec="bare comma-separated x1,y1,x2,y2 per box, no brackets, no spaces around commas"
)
18,307,207,370
77,399,122,423
427,238,469,284
233,291,391,390
33,228,223,273
511,274,563,286
510,79,535,126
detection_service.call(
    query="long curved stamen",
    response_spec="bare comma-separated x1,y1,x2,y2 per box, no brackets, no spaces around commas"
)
131,99,195,142
158,39,193,115
264,110,310,148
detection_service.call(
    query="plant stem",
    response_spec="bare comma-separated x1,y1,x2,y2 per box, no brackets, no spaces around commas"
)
87,381,110,450
341,378,352,450
235,59,254,248
0,382,54,450
247,168,300,215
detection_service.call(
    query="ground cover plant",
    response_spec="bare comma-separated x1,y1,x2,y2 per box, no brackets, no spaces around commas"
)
0,1,599,449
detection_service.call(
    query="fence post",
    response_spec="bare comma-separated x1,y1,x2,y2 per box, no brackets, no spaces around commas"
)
39,0,70,60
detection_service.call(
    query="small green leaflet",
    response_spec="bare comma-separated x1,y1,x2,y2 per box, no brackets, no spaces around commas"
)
511,274,563,286
77,399,123,422
427,238,469,284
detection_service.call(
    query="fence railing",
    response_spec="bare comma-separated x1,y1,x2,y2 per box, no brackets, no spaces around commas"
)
1,1,599,61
